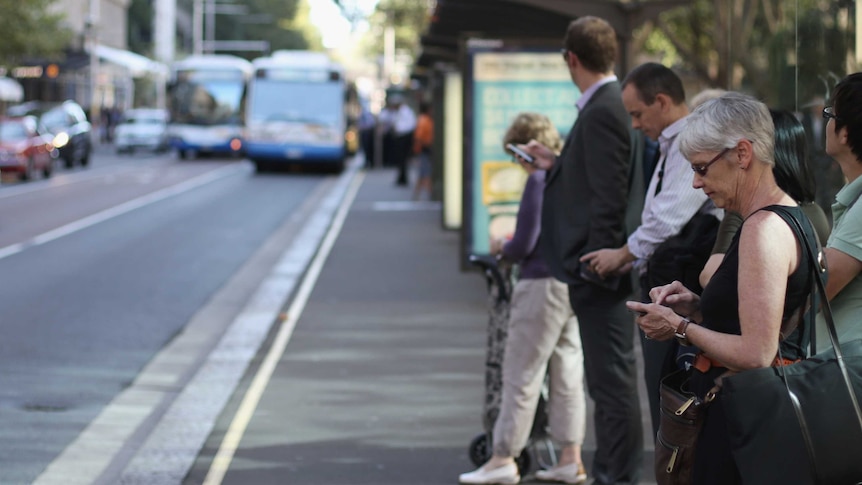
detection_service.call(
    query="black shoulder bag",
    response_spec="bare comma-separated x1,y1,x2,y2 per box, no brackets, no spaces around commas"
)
721,206,862,485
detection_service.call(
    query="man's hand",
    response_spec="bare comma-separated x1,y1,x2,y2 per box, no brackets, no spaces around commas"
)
580,246,635,278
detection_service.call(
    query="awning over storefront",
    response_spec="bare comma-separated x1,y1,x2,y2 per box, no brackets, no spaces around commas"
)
91,45,168,78
0,77,24,102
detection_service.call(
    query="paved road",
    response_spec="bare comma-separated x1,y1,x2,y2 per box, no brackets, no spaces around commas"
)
0,146,337,484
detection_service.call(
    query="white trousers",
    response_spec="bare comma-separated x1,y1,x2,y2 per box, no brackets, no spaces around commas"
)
492,277,587,457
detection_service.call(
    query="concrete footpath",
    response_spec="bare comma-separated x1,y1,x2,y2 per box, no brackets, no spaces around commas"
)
184,165,656,485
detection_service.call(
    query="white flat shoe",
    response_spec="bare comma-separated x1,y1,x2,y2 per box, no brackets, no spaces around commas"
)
458,463,520,484
535,462,588,484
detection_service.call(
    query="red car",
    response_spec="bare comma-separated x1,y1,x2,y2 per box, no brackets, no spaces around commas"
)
0,116,57,181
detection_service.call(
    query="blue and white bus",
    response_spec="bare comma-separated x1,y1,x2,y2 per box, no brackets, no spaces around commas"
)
245,51,353,171
167,55,252,159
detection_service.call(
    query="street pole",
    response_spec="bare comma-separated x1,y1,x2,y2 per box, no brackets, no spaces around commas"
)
857,0,861,68
154,0,175,110
206,0,216,54
154,0,175,65
88,0,100,144
383,25,394,85
193,0,203,55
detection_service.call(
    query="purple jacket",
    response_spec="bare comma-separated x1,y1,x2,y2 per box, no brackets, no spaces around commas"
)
502,170,551,279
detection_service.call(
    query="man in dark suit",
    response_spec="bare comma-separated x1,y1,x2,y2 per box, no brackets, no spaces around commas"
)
523,16,643,485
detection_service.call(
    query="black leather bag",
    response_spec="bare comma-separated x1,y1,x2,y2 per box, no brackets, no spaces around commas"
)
647,212,719,295
721,207,862,485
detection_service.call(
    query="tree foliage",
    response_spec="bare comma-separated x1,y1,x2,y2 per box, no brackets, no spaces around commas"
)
643,0,853,107
128,0,155,56
217,0,321,55
0,0,71,68
365,0,433,58
128,0,322,60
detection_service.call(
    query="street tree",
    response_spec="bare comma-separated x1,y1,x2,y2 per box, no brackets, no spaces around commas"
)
128,0,321,60
0,0,71,69
244,0,321,52
642,0,852,106
364,0,433,61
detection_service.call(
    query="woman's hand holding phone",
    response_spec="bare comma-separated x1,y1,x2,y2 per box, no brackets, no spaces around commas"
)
506,143,535,164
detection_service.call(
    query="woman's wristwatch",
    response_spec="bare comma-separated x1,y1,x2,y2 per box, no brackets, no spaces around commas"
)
675,317,694,346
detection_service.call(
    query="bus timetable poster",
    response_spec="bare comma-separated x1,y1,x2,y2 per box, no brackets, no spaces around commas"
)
465,48,580,257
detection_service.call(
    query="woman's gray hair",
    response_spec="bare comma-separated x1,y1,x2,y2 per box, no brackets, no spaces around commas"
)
679,92,775,166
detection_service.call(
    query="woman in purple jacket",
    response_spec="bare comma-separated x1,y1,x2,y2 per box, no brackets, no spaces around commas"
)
459,113,588,485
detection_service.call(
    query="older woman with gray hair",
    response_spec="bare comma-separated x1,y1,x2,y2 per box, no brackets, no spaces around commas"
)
626,92,818,484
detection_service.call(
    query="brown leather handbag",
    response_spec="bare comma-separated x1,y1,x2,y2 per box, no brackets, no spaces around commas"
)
655,368,720,485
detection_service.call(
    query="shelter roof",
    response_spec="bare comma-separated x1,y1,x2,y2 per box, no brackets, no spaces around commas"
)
415,0,687,72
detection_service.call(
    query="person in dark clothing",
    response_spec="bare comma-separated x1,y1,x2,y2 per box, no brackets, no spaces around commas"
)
522,16,643,485
627,92,817,485
358,103,376,168
378,94,416,186
580,63,720,440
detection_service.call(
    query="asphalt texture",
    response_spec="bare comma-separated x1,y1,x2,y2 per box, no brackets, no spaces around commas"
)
186,165,657,485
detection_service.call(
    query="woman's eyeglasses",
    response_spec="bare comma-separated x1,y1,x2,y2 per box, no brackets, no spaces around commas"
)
823,106,840,122
691,147,732,177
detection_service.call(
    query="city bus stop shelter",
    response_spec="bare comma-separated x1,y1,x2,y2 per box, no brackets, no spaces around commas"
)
412,0,686,265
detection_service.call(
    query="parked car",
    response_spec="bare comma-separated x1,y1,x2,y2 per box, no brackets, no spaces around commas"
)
114,108,169,154
0,116,58,181
8,100,92,168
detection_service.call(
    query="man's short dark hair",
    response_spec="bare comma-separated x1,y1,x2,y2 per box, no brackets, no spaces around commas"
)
831,72,862,162
621,62,686,106
563,16,618,74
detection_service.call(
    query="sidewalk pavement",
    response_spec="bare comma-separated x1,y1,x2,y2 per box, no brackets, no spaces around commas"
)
185,165,657,485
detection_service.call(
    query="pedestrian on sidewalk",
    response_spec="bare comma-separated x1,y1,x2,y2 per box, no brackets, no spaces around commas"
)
700,107,831,287
522,16,643,485
412,101,434,200
377,94,416,186
627,92,817,485
458,112,587,485
358,100,376,169
814,72,862,346
578,63,720,439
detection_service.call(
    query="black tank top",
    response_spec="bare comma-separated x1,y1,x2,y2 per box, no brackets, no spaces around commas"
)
698,205,815,375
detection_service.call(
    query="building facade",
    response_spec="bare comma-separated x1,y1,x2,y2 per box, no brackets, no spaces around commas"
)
15,0,166,114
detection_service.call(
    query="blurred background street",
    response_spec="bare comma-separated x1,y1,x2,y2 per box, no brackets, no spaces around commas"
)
0,0,859,484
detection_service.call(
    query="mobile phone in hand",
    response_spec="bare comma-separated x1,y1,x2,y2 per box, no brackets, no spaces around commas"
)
505,143,534,164
578,261,621,291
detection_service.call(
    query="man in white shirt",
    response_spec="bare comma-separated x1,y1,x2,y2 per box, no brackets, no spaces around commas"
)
377,94,416,186
580,62,720,437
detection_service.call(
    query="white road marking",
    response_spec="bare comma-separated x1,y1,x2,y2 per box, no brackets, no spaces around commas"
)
31,158,362,485
201,171,365,485
372,200,442,211
0,163,248,260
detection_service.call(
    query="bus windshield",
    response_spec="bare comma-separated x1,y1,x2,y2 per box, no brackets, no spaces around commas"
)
248,79,343,127
170,72,245,126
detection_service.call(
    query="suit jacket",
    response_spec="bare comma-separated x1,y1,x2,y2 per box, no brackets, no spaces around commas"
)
541,81,632,285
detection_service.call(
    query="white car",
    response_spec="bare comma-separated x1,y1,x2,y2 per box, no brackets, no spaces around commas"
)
114,109,169,154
